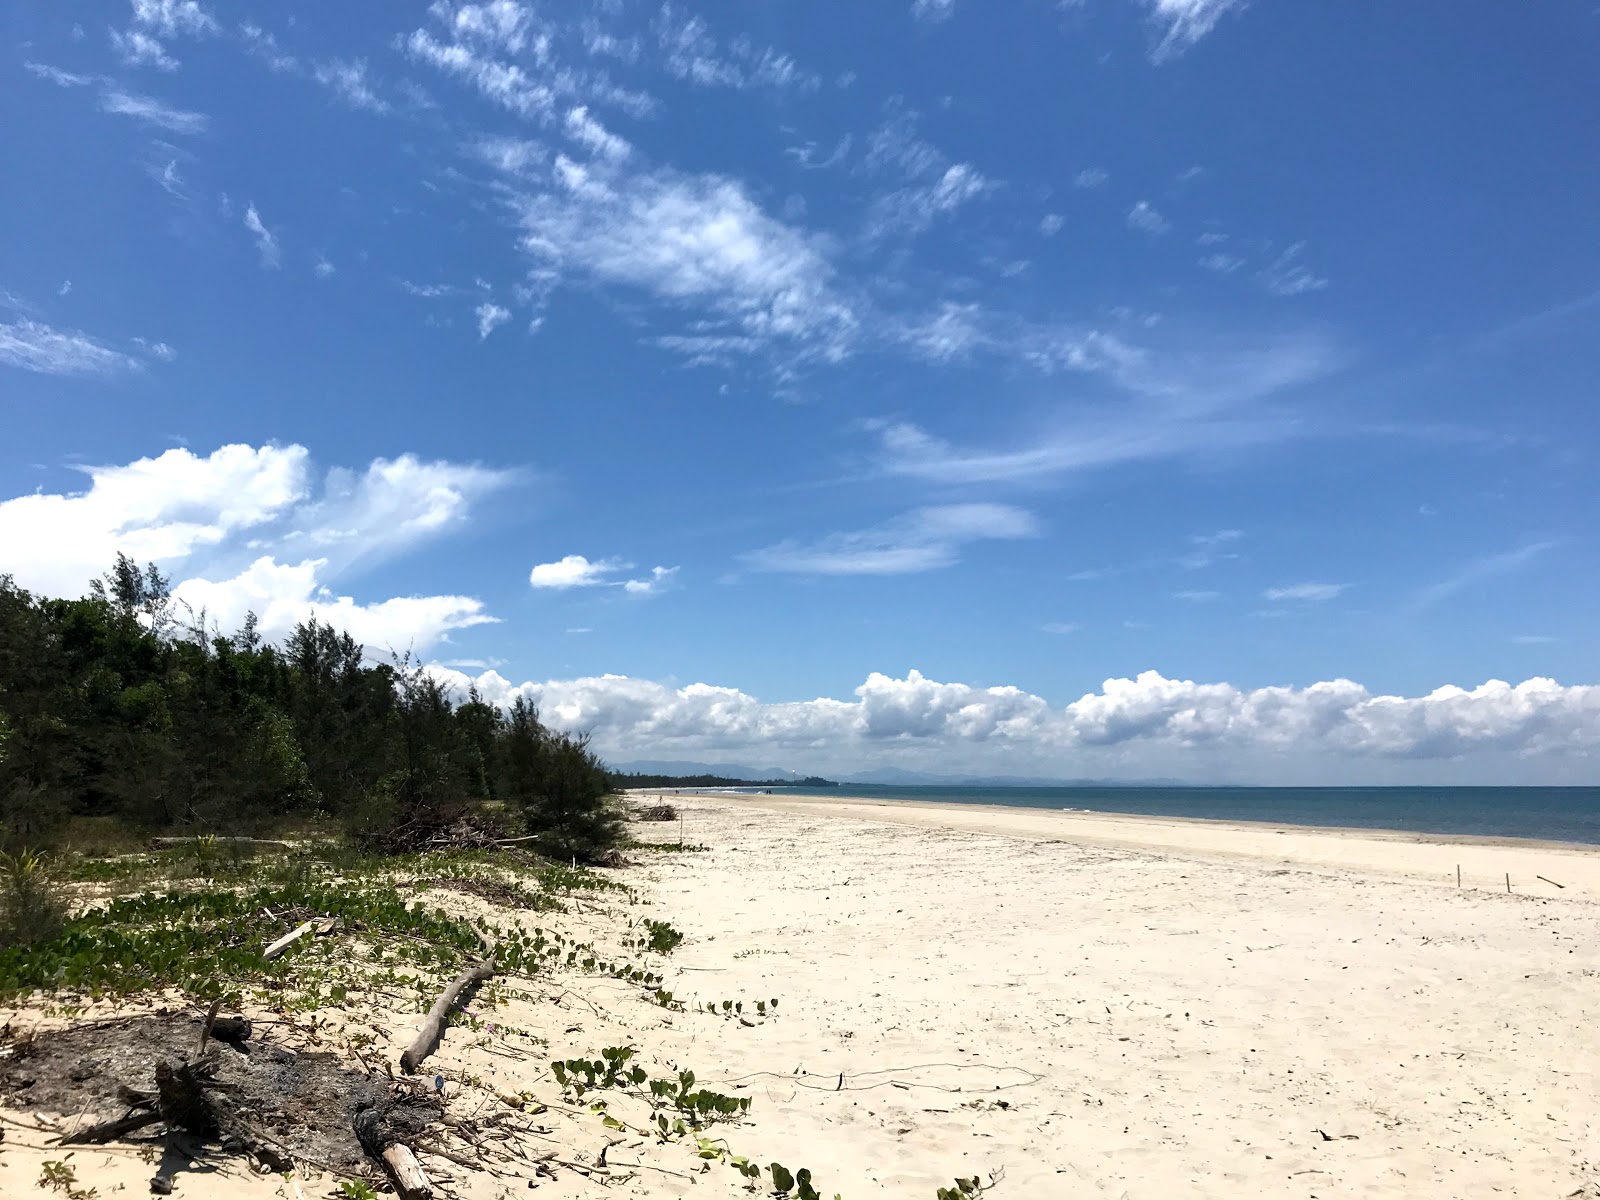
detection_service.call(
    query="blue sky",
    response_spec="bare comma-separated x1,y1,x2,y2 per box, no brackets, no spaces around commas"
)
3,0,1597,782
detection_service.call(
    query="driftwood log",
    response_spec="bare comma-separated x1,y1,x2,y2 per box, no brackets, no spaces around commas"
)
60,1051,224,1146
398,959,494,1074
149,837,291,853
355,1105,434,1200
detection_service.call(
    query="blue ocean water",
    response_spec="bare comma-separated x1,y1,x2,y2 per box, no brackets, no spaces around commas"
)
743,785,1600,846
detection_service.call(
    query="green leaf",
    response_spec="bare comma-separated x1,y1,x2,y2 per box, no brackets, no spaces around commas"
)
769,1163,795,1192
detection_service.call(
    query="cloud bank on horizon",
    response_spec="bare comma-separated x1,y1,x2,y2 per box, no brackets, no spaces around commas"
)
3,1,1596,783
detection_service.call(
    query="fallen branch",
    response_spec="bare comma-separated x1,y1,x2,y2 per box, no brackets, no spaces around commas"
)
1537,875,1566,889
149,837,290,853
264,920,317,962
58,1109,163,1146
399,960,495,1074
355,1106,434,1200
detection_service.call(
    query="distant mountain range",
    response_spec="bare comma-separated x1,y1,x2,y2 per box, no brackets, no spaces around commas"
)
609,759,1187,788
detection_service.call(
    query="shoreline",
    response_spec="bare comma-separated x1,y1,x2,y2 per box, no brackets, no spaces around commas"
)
658,789,1600,900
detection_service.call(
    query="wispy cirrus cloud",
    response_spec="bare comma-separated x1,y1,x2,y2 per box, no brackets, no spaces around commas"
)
1263,581,1347,602
111,29,179,71
99,88,209,134
1413,541,1558,612
654,5,818,90
244,203,280,268
743,504,1038,576
314,59,389,113
1260,242,1328,296
1141,0,1248,62
911,0,956,23
867,162,992,240
0,319,145,378
25,62,92,87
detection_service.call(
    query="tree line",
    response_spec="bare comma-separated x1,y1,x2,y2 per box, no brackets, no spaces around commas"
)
0,556,621,861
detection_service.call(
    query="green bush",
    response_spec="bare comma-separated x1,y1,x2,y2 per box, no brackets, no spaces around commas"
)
0,850,67,948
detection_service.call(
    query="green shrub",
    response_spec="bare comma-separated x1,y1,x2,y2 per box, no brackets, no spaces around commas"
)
0,850,67,948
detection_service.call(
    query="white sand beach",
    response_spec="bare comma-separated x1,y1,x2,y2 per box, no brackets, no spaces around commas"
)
4,795,1597,1199
636,792,1600,1197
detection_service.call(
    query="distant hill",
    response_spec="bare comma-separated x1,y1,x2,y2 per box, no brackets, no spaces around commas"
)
610,760,1190,789
610,759,809,781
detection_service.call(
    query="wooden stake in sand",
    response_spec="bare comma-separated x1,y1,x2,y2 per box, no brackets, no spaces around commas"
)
1456,864,1461,888
398,959,495,1074
264,920,317,961
1506,873,1512,894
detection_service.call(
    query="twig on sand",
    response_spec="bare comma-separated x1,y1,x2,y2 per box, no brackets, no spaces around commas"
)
1537,874,1566,889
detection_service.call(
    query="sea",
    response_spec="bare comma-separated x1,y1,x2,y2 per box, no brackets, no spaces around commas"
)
711,785,1600,846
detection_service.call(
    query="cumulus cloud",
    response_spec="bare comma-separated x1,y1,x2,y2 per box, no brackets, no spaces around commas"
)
529,555,677,594
422,665,1600,777
1039,213,1064,237
1074,167,1109,188
475,302,512,338
244,204,280,268
0,443,517,650
0,320,145,378
743,504,1038,575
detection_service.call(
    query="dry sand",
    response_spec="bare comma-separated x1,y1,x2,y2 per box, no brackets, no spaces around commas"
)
5,796,1598,1199
634,792,1600,1198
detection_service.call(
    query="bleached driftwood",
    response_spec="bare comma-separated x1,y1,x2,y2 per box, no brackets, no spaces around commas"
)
264,920,317,961
355,1105,434,1200
398,959,494,1074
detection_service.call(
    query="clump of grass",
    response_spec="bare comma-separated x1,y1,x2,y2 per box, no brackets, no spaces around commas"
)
0,850,68,949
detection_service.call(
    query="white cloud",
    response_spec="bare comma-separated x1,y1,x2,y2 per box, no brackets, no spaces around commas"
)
1042,622,1080,635
239,23,297,72
0,320,145,378
510,153,856,363
624,565,679,595
1039,213,1064,237
475,302,512,338
173,557,495,653
1198,251,1244,274
1512,635,1556,646
892,302,989,363
868,162,992,239
785,135,852,171
1260,241,1328,296
470,135,546,173
529,555,676,594
149,158,187,199
1142,0,1247,62
1177,528,1242,569
433,0,537,53
111,29,179,71
131,336,177,361
424,665,1600,777
244,204,281,268
1174,589,1223,602
314,59,389,112
314,256,335,278
25,62,92,87
129,0,218,38
1127,200,1171,235
654,5,818,91
530,555,624,589
404,27,556,118
99,89,209,134
0,443,515,649
1263,581,1347,602
565,106,630,160
743,504,1038,575
0,444,309,598
1073,167,1109,188
911,0,956,22
399,280,461,299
